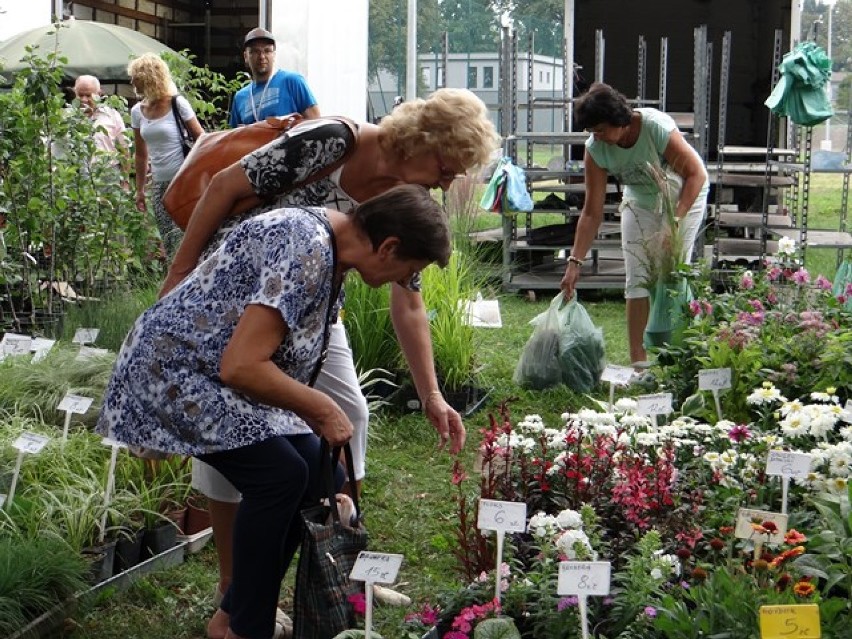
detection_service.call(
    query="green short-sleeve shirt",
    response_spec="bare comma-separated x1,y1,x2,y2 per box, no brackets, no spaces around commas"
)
585,108,679,211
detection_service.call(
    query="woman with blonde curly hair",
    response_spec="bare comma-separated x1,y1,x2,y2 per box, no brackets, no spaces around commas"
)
160,87,498,639
128,52,203,259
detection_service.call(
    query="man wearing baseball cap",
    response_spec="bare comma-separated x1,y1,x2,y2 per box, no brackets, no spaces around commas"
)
228,27,320,127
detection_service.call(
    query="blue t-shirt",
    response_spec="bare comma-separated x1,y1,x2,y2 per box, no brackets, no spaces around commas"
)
229,69,317,127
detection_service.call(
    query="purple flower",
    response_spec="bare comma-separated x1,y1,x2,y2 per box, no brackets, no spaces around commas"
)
644,606,658,618
689,300,702,317
728,424,751,443
767,266,783,281
748,299,764,312
815,274,832,290
557,596,579,611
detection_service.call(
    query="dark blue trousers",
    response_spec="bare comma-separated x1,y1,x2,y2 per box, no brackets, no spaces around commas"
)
198,434,343,639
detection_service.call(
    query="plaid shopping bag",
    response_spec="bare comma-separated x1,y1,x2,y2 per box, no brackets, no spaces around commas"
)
293,441,367,639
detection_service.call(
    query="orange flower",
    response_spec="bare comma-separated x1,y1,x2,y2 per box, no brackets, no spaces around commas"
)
793,579,815,597
719,526,735,536
785,529,807,545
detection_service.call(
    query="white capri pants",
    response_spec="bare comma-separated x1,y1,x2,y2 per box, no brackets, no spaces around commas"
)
192,321,369,503
621,182,708,299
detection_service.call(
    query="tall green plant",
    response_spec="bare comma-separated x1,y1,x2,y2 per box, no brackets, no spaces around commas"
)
161,50,247,131
420,249,481,391
342,274,401,374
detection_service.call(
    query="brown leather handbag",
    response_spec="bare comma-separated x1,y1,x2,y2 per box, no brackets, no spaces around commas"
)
162,115,358,230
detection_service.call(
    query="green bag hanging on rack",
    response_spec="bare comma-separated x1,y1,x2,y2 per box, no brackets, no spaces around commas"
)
765,41,833,127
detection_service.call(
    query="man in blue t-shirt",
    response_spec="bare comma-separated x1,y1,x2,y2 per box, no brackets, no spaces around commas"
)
229,27,320,127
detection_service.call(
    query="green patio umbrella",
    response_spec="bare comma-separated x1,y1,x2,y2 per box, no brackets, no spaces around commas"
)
0,18,176,83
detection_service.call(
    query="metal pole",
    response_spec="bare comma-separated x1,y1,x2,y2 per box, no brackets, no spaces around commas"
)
406,0,418,100
822,0,836,150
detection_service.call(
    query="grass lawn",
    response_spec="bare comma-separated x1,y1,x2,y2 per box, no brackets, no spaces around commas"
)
66,175,847,637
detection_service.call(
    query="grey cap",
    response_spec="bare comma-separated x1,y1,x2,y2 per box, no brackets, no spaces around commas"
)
244,28,275,48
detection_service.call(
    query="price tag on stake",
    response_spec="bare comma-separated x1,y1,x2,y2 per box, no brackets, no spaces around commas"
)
477,499,527,533
76,346,109,361
30,337,56,362
698,368,732,391
557,561,611,596
350,551,403,584
759,604,821,639
57,393,94,414
600,365,634,386
72,327,100,345
735,508,788,544
0,333,33,357
12,432,50,454
636,393,673,416
765,450,813,479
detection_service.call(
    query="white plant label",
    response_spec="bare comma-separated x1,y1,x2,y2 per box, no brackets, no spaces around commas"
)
72,327,100,345
76,346,109,361
477,499,527,533
30,337,56,362
636,393,673,416
350,551,403,584
557,561,612,596
12,432,50,454
57,393,94,414
600,365,634,386
101,437,128,449
0,333,32,359
698,368,732,391
765,451,813,479
735,508,788,544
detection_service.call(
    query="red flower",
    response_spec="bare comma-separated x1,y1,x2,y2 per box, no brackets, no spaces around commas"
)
348,593,366,615
784,529,807,545
793,578,815,597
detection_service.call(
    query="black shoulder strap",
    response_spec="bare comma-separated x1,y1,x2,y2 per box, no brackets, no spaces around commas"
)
170,95,191,146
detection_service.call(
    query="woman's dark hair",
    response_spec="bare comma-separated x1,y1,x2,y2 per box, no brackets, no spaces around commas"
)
352,184,451,267
574,82,633,130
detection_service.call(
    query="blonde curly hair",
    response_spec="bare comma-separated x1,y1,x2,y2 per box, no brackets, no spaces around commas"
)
127,53,176,101
378,88,499,171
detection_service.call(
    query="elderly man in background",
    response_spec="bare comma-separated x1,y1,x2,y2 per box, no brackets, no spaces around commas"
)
229,27,320,127
73,74,128,156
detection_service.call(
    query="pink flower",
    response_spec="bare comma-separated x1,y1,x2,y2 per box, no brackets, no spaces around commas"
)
748,299,764,312
741,272,754,289
444,632,468,639
644,606,658,618
702,300,714,316
728,424,751,443
767,266,783,281
791,268,810,285
689,300,702,317
348,592,367,616
815,274,832,290
557,596,579,611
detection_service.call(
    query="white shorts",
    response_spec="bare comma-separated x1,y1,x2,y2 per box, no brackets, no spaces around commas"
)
621,185,708,299
191,321,370,503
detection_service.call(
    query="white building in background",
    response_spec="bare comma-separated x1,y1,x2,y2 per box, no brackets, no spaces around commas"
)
368,51,566,132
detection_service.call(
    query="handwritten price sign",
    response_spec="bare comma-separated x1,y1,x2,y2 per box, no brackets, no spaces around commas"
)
57,393,94,415
477,499,527,533
600,365,634,386
636,393,673,416
735,508,788,544
0,333,33,359
765,451,813,479
72,328,100,345
698,368,732,391
350,551,403,584
12,432,50,455
557,561,611,596
759,604,821,638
